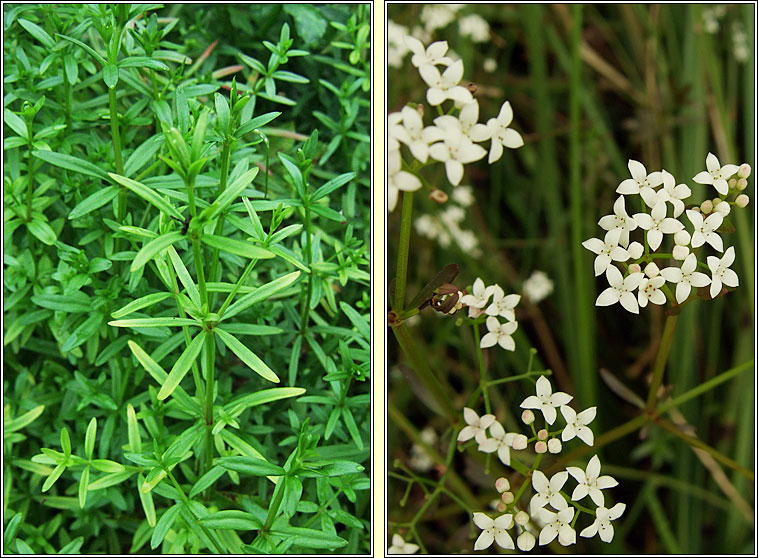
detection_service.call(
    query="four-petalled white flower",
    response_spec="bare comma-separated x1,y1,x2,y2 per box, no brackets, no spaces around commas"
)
660,253,711,304
458,407,496,444
633,201,683,251
616,159,663,195
707,246,739,298
388,149,422,212
473,513,515,550
388,534,419,555
529,470,569,514
580,503,626,543
566,455,618,507
428,127,487,186
560,405,596,446
404,37,453,71
485,101,524,163
459,277,495,319
393,105,446,164
419,59,474,106
520,375,573,425
595,266,644,314
686,209,724,252
537,499,576,546
485,286,520,321
582,229,631,277
480,316,518,351
478,420,515,466
598,196,638,248
693,152,739,195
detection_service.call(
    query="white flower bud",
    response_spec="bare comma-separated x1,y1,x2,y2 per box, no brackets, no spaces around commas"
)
537,429,548,441
511,434,528,450
715,201,731,216
737,178,748,190
501,491,514,504
521,409,535,425
628,263,641,273
738,163,751,178
515,511,530,526
736,194,749,208
535,441,547,454
496,500,507,512
700,199,713,214
547,438,562,454
728,178,737,189
627,241,644,260
644,262,660,277
673,245,690,260
674,230,691,246
517,531,536,551
495,477,510,493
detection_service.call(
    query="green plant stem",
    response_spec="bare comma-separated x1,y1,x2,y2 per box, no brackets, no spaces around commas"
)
472,324,490,414
63,78,72,131
299,200,313,333
645,313,679,410
392,323,457,422
208,138,234,305
393,191,413,312
25,127,36,222
203,331,216,474
166,469,224,553
217,257,260,320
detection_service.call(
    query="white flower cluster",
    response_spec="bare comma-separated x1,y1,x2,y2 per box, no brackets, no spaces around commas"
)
459,278,520,351
388,37,524,211
464,376,625,551
414,186,482,256
583,154,749,313
522,270,554,303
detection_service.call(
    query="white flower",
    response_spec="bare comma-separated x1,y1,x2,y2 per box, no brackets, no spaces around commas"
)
693,152,740,196
387,21,411,68
451,185,474,206
686,209,724,252
580,503,626,543
458,407,496,444
595,266,644,314
707,246,739,298
388,149,422,212
566,455,618,506
616,159,663,195
598,196,638,247
404,37,453,70
394,106,446,164
520,375,573,425
652,169,691,217
560,406,596,445
388,533,419,554
480,317,518,351
517,530,536,551
633,201,684,251
660,253,711,304
485,101,524,163
478,420,515,466
473,512,515,550
429,127,487,186
537,500,576,546
459,14,490,43
485,285,520,321
433,107,491,147
419,60,473,106
460,277,495,318
421,4,457,31
637,275,667,307
522,270,554,303
582,229,631,277
529,470,569,514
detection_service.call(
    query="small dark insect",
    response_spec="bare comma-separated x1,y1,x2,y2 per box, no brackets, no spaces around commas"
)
172,215,192,235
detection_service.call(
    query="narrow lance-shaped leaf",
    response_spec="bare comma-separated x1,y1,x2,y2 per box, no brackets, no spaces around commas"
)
224,387,305,417
109,317,199,328
4,108,27,137
56,33,107,66
18,18,56,48
4,404,45,433
78,466,90,508
201,234,274,260
84,417,97,460
27,219,57,245
214,328,279,383
69,186,120,219
311,172,355,201
167,247,202,310
203,168,259,221
217,456,285,476
130,231,186,272
158,332,206,400
199,510,263,531
108,173,183,220
221,271,301,321
151,503,182,549
32,150,110,180
111,292,172,319
188,465,227,499
138,473,157,527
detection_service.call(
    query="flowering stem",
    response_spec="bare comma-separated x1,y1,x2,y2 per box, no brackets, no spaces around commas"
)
472,324,491,414
393,191,414,311
645,313,679,411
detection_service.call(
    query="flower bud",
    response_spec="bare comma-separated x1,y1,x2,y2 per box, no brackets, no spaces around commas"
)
501,491,514,504
627,242,644,260
738,163,751,178
517,531,536,551
495,477,510,493
548,438,562,454
515,511,530,526
737,178,748,190
714,201,731,216
691,206,701,212
673,245,690,260
700,199,713,214
644,262,660,277
521,409,535,425
496,500,507,512
628,263,641,274
429,189,448,203
511,434,528,450
535,441,547,454
674,230,691,246
736,194,749,208
728,178,737,189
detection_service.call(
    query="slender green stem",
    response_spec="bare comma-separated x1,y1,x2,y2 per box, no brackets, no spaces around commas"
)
217,258,260,319
204,331,216,474
25,123,35,222
645,313,679,410
299,201,313,333
208,139,234,305
506,453,542,513
393,191,414,311
108,88,124,175
472,324,490,414
166,469,224,553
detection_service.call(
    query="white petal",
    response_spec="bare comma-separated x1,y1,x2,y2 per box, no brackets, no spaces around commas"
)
721,268,739,288
627,159,647,180
474,530,494,550
596,475,619,490
710,276,722,299
444,160,464,186
497,101,514,125
480,332,497,348
532,470,549,492
494,530,515,550
706,232,723,252
616,178,639,194
498,335,515,351
608,503,627,520
692,170,713,184
647,230,663,251
675,281,691,304
587,455,601,479
580,521,599,538
463,407,478,425
619,291,640,314
501,128,524,148
535,376,552,398
705,152,720,172
596,287,619,307
689,271,711,288
542,405,557,425
576,426,594,446
549,392,573,407
520,395,541,410
539,524,558,546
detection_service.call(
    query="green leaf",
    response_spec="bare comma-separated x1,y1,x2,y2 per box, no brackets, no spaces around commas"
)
4,404,44,433
277,153,305,198
167,247,201,310
119,56,169,71
109,317,199,328
69,185,120,219
111,292,172,319
309,204,345,222
124,134,164,177
130,231,186,272
58,536,84,554
90,459,126,473
217,323,282,336
108,173,183,219
199,510,262,531
214,328,279,383
158,332,206,400
61,312,104,353
271,526,347,549
224,387,305,417
311,172,355,201
4,108,27,137
42,462,67,492
56,33,107,66
188,465,226,499
126,404,141,453
87,470,134,491
138,473,157,527
236,111,281,136
32,150,110,179
78,466,90,508
217,456,285,477
18,18,55,48
4,512,23,546
27,218,56,245
201,234,274,260
63,54,77,84
84,417,97,460
203,168,259,221
31,292,91,313
221,271,301,321
151,503,182,549
282,4,327,46
214,92,230,132
102,63,119,88
60,427,71,458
